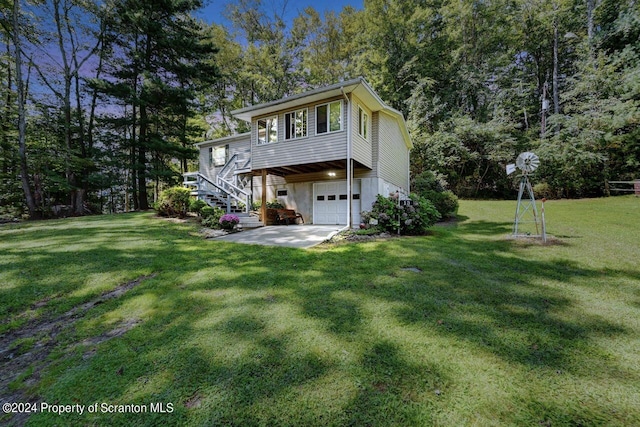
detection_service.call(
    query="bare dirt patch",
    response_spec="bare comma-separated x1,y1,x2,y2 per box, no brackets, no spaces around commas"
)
0,274,154,426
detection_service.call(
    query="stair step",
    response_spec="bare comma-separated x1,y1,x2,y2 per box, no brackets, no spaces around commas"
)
238,217,263,228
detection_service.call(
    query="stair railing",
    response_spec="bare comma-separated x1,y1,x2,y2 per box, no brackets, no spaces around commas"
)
184,172,249,213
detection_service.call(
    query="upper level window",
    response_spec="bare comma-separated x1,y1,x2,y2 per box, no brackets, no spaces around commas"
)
316,101,342,134
285,109,307,140
209,145,227,167
358,106,369,140
257,116,278,145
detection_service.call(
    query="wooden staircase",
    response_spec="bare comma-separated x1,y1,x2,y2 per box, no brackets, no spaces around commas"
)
184,153,263,227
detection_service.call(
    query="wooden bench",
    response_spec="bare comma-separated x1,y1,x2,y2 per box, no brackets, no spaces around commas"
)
275,209,304,225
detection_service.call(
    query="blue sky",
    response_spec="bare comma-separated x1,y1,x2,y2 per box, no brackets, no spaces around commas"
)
197,0,363,25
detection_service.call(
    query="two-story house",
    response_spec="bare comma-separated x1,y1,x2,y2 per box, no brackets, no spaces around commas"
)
184,77,412,228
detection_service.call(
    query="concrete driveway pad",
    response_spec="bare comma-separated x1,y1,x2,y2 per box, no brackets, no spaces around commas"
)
214,225,343,248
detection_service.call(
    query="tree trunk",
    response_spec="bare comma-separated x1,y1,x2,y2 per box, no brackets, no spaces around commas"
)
2,42,13,175
12,0,37,218
53,0,76,213
586,0,595,42
553,14,560,117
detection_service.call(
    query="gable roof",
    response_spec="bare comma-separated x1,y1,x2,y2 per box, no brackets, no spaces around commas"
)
231,77,412,149
194,132,251,148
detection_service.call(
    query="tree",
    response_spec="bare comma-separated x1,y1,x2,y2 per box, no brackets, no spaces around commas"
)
292,7,352,87
225,0,302,103
97,0,219,210
9,0,37,217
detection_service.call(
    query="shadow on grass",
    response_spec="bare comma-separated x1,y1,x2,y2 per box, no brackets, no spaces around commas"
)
1,212,639,426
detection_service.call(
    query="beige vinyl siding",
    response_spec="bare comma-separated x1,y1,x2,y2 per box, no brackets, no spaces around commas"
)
363,111,380,179
350,94,373,169
251,96,347,170
377,111,409,190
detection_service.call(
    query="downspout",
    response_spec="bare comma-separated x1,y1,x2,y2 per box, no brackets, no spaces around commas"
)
341,87,352,231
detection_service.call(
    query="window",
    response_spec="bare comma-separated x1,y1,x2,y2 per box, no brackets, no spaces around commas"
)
358,106,369,140
285,109,307,140
209,145,227,167
316,101,342,134
257,116,278,144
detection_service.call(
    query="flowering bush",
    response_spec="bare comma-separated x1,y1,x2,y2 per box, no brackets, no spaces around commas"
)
219,214,240,230
364,193,440,235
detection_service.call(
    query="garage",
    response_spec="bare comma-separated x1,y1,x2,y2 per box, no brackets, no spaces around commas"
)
313,180,361,225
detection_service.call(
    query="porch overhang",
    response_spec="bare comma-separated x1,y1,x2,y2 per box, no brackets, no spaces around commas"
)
251,159,369,177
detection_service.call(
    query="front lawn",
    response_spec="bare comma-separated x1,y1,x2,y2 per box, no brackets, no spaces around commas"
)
1,197,639,426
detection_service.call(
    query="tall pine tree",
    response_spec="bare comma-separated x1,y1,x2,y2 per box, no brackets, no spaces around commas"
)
96,0,218,210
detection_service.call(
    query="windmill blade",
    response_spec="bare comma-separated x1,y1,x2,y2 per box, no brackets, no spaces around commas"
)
516,152,540,174
506,164,517,175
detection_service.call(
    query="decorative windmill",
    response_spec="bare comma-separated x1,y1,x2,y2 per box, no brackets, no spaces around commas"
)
507,152,546,241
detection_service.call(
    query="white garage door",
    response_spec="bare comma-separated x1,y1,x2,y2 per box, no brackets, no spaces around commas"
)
313,180,361,225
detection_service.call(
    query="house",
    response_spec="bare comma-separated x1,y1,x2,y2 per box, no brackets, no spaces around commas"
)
184,77,412,227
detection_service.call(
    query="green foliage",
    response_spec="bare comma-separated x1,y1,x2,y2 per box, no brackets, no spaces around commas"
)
354,227,383,236
200,205,224,228
3,0,640,220
156,187,191,218
412,115,519,198
96,0,219,210
366,194,440,235
412,171,459,218
532,182,555,200
426,190,459,219
266,200,285,209
412,170,448,194
189,198,207,215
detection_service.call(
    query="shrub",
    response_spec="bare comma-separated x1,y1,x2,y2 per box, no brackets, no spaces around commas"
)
365,193,440,235
266,200,284,209
533,182,554,199
423,190,459,218
219,213,240,230
156,187,191,217
200,206,224,228
412,170,448,194
413,170,459,218
189,199,207,215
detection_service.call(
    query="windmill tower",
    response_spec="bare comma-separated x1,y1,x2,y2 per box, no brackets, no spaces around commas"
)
507,152,546,240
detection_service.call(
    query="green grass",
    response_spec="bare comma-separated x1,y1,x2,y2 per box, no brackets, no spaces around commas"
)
1,196,639,426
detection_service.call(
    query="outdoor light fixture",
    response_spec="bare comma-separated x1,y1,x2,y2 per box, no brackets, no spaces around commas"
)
328,172,336,177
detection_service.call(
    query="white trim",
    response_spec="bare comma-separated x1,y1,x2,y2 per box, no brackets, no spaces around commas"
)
315,100,343,135
257,116,278,145
195,132,250,148
211,145,227,167
358,104,370,141
284,108,308,140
